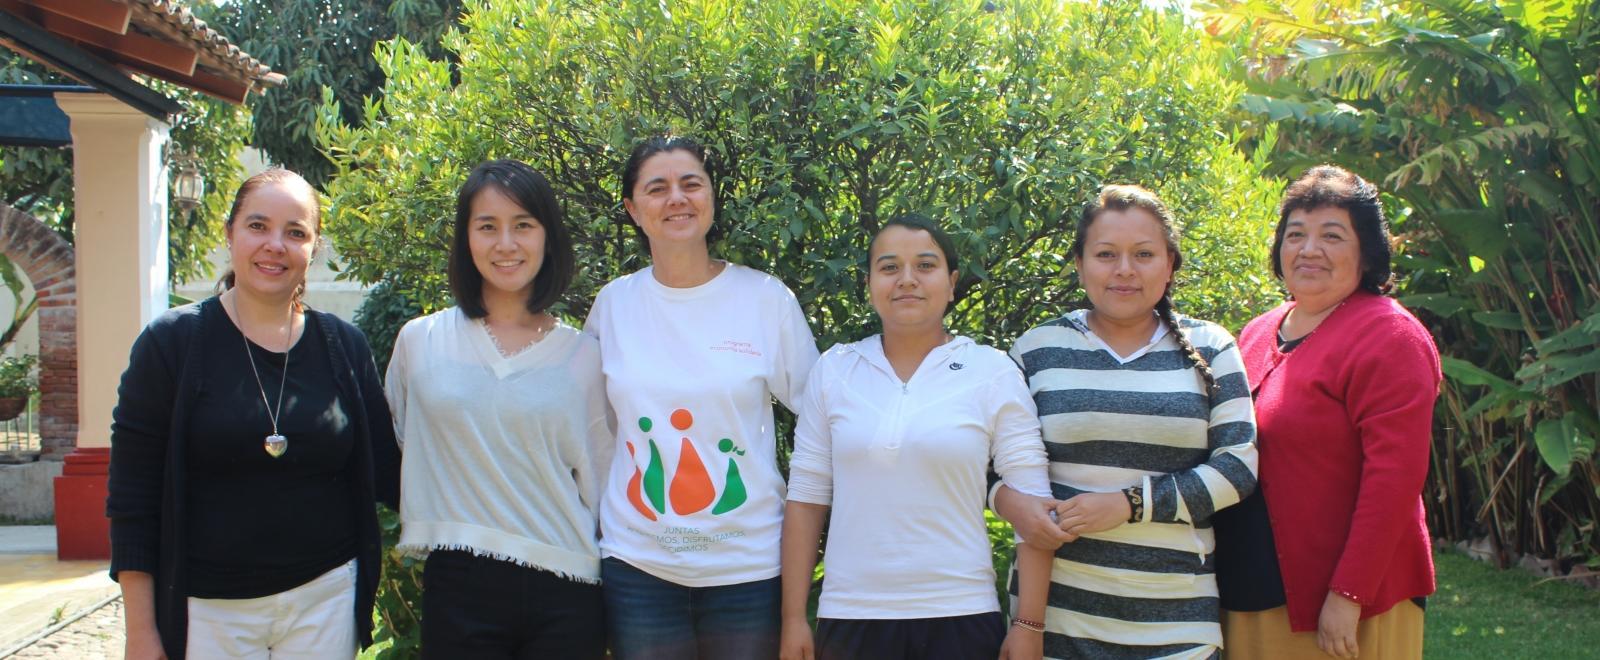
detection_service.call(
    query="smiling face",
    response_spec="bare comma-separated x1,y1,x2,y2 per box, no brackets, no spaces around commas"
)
868,225,958,333
227,180,318,302
467,185,546,299
624,149,714,251
1279,206,1362,305
1076,207,1174,325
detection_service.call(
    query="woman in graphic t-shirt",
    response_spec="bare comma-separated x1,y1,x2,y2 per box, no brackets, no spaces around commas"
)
585,135,820,660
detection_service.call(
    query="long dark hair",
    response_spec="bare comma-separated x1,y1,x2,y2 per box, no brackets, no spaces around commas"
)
216,168,320,311
1074,184,1217,396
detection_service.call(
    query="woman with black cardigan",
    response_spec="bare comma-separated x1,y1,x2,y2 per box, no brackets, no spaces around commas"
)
108,168,400,660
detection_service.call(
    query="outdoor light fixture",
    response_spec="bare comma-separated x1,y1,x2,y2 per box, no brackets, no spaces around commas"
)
171,149,204,215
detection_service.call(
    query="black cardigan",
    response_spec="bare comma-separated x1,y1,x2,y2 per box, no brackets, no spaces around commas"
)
106,296,401,659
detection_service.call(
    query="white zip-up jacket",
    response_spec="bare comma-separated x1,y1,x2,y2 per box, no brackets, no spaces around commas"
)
788,335,1051,619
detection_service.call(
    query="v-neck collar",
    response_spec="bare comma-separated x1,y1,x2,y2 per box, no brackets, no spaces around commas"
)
1065,309,1169,364
460,309,565,380
1245,291,1371,393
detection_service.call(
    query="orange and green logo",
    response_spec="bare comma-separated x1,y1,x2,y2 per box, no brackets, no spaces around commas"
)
624,407,748,521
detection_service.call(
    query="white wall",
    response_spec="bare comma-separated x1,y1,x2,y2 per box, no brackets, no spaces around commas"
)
0,262,38,360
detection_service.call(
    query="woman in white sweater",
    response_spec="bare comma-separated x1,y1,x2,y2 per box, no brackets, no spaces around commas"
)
779,214,1059,660
385,160,613,658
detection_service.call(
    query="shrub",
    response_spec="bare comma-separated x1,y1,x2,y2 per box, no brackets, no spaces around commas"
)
320,0,1280,343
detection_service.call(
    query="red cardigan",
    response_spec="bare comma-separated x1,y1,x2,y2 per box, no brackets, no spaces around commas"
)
1238,290,1440,632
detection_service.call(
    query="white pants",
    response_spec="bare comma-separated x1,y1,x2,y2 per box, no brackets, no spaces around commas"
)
186,559,358,660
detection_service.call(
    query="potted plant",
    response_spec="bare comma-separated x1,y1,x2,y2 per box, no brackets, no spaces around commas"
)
0,354,37,421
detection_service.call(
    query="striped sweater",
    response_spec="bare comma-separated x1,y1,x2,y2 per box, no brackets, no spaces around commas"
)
1009,310,1258,660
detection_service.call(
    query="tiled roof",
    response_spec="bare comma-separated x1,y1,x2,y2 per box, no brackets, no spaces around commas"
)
125,0,285,89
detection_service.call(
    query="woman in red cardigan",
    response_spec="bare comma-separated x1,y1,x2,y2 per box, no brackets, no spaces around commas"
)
1214,165,1440,659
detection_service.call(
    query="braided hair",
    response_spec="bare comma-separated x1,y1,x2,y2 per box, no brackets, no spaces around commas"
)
1073,185,1218,397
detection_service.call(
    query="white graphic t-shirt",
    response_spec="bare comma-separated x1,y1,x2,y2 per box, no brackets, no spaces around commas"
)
584,262,819,586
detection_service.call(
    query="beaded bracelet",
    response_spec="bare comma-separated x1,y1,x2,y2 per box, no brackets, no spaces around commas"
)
1330,587,1366,605
1012,617,1046,633
1122,485,1145,523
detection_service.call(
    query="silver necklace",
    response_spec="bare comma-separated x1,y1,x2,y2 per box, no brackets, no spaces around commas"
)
234,298,293,458
480,315,552,358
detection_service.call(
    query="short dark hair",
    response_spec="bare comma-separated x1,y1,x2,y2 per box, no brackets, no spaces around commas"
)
449,160,574,318
1272,165,1394,295
871,213,962,313
619,135,724,251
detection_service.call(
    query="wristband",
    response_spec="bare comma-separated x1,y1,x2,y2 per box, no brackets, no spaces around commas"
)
1330,587,1366,605
1122,485,1145,523
1011,616,1046,633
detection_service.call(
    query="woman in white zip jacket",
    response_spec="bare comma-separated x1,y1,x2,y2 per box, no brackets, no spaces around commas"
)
779,214,1059,660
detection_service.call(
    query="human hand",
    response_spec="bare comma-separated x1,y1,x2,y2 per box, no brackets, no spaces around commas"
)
1017,495,1075,550
1316,591,1361,658
997,623,1044,660
124,622,167,660
994,487,1075,550
779,616,814,660
1053,492,1131,537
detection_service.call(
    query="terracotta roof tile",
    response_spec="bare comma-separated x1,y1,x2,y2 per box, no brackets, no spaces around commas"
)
125,0,284,87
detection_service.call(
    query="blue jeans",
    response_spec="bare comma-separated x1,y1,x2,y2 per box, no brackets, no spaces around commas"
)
601,557,781,660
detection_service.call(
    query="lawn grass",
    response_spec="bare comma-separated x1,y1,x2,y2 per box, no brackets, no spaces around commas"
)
363,545,1600,660
1425,550,1600,659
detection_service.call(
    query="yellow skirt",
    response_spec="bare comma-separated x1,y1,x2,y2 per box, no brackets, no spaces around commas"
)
1222,600,1423,659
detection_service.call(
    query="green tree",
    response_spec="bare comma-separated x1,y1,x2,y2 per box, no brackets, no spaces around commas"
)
207,0,462,186
321,0,1279,347
1205,0,1600,565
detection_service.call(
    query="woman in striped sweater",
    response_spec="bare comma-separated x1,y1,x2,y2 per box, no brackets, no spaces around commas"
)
1000,185,1259,659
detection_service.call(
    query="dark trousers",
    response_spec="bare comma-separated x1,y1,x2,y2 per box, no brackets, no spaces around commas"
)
601,556,782,660
815,612,1006,660
421,549,605,660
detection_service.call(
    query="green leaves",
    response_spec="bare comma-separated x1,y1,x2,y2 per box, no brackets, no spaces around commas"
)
320,0,1279,349
208,0,464,186
1534,413,1596,478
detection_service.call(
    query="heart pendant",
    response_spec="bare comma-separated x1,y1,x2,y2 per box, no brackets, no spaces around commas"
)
264,434,288,458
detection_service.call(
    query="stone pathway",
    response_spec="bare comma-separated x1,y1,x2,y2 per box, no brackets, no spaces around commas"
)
0,526,119,658
5,597,122,659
